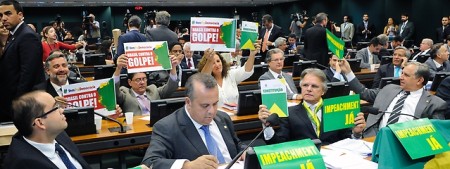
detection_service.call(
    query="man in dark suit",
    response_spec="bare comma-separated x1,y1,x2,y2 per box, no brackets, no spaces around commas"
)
258,68,366,145
436,16,448,43
323,54,347,82
424,43,450,78
397,13,415,41
145,11,178,45
304,12,329,67
410,38,433,62
340,60,446,137
141,73,243,168
3,91,91,169
372,46,409,88
356,14,376,42
114,15,147,62
181,42,201,69
387,36,403,50
435,76,450,119
0,0,44,122
258,14,283,58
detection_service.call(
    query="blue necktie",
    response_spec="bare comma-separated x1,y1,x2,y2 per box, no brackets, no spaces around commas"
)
200,125,225,164
394,66,401,77
55,143,76,169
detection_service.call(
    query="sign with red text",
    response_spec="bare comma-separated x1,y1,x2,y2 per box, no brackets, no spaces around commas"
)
124,41,171,73
62,78,116,116
190,17,236,52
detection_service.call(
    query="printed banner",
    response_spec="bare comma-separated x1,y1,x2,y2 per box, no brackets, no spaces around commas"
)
240,21,259,50
326,29,345,59
62,78,116,116
322,94,360,132
389,118,450,159
261,79,288,117
253,139,326,169
190,17,236,52
124,41,171,73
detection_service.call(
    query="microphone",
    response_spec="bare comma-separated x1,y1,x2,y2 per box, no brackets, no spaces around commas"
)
361,106,419,119
225,113,279,169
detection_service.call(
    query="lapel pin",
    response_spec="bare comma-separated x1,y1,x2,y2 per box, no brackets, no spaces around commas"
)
224,126,227,129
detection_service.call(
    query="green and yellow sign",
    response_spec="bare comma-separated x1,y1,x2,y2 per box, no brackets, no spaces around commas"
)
326,29,345,59
240,21,259,50
261,79,288,117
322,94,360,132
389,118,450,159
253,139,326,169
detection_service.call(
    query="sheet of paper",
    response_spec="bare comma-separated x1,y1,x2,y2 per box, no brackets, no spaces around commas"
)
139,116,150,121
218,160,244,169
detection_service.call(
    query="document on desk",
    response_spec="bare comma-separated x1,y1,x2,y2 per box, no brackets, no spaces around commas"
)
326,138,373,158
321,148,378,169
218,161,244,169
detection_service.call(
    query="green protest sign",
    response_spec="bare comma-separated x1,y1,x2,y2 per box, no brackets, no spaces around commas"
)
261,79,288,117
322,94,360,132
253,139,326,169
326,29,345,59
389,118,450,159
240,21,259,50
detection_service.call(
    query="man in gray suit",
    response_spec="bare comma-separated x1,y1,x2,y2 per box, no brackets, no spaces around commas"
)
140,73,243,168
340,60,446,137
424,43,450,78
259,48,301,100
113,54,179,116
355,37,383,68
145,11,178,45
340,15,354,43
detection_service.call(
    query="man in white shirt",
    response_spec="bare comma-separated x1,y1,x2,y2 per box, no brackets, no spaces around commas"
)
4,91,90,168
410,38,433,61
355,37,383,68
181,42,201,69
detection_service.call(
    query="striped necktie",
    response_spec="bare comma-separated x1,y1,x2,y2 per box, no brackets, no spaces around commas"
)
387,91,410,125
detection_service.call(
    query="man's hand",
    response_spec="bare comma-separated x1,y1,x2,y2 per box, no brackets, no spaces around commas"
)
352,112,366,134
203,48,215,61
339,59,352,74
116,54,128,70
335,60,342,74
258,105,271,125
108,105,123,119
183,155,218,169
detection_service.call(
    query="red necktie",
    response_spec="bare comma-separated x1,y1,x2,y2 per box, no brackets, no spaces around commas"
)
187,58,192,68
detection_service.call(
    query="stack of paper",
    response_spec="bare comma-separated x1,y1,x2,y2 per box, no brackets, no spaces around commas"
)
320,138,378,169
222,103,237,111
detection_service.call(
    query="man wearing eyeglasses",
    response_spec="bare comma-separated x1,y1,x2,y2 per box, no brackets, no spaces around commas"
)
113,54,180,116
3,91,91,168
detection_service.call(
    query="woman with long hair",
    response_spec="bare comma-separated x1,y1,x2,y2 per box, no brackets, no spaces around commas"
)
383,18,399,38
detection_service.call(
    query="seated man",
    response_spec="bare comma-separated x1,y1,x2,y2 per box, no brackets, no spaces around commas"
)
388,36,403,49
323,54,347,82
355,37,383,68
259,48,301,100
180,42,202,69
274,37,288,54
372,46,409,88
113,54,179,116
287,33,297,51
435,76,450,119
424,43,450,79
4,91,91,168
410,38,433,62
258,68,366,145
140,73,243,168
340,60,446,137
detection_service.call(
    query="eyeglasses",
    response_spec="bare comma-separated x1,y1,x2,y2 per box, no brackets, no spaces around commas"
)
133,77,147,83
32,103,62,126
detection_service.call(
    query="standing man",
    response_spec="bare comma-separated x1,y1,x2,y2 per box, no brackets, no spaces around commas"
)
304,12,329,67
289,14,307,41
145,11,178,45
84,13,100,39
259,14,283,58
398,13,415,42
340,15,354,46
3,91,91,168
371,46,409,88
436,16,448,43
0,0,44,122
356,14,376,42
114,15,147,62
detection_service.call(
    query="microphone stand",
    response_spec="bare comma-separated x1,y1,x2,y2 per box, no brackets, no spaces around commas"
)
225,126,268,169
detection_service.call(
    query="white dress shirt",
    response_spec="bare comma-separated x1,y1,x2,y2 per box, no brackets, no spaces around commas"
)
50,80,69,97
379,88,423,128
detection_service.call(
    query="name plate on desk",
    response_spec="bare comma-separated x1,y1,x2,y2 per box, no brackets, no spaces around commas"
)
323,94,360,132
389,118,450,159
253,139,326,169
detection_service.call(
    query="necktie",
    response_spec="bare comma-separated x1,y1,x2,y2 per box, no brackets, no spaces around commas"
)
137,95,150,115
262,29,269,52
394,66,401,77
413,51,423,60
400,23,406,34
55,143,76,169
187,58,192,69
277,74,293,94
387,91,410,125
437,66,444,71
303,100,322,137
200,125,225,164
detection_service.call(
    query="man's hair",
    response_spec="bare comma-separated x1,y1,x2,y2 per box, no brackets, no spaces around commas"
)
274,37,286,48
377,34,389,46
197,52,230,78
128,15,142,28
12,91,46,137
155,11,171,26
369,37,383,47
422,38,434,47
183,42,191,49
44,53,67,69
288,33,296,39
393,36,404,42
300,68,328,93
430,43,446,59
169,42,183,52
185,73,217,100
181,28,189,34
405,62,430,85
262,14,273,23
394,46,411,58
401,13,409,17
0,0,23,14
265,48,284,63
315,12,328,23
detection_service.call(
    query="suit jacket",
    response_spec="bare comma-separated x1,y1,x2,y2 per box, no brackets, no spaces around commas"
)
304,24,329,67
410,49,431,61
259,71,298,99
435,76,450,119
398,21,415,40
372,63,395,88
356,47,380,68
258,24,283,57
114,30,147,61
180,54,202,69
436,26,447,43
3,132,91,169
340,22,354,41
115,77,178,115
0,23,44,122
424,58,450,79
323,67,347,82
145,25,178,45
267,103,351,145
141,108,242,168
347,78,446,137
356,21,376,41
33,78,85,97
